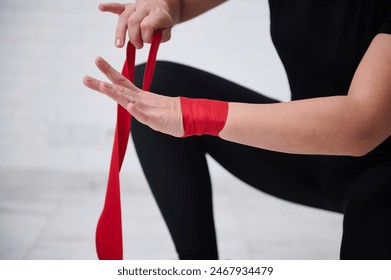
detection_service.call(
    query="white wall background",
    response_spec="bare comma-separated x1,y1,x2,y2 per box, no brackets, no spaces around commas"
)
0,0,290,173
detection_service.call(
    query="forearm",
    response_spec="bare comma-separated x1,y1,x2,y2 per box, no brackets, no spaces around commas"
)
219,96,375,156
163,0,227,24
218,35,391,157
85,31,391,153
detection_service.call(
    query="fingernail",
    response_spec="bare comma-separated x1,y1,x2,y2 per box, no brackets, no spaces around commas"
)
116,38,121,47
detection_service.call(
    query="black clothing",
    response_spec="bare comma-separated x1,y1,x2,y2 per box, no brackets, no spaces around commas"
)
131,0,391,259
270,0,391,100
270,0,391,162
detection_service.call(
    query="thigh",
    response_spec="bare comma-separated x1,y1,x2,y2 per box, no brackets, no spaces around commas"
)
131,117,219,258
340,161,391,259
201,136,337,211
143,61,277,103
142,61,338,211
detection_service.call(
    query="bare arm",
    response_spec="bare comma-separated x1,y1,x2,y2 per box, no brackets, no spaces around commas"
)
219,33,391,156
84,32,391,157
99,0,227,48
176,0,227,23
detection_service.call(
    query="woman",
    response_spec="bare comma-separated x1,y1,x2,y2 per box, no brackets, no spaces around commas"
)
84,0,391,259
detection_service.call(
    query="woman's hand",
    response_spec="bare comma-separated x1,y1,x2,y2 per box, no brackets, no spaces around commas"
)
99,1,179,49
83,57,184,137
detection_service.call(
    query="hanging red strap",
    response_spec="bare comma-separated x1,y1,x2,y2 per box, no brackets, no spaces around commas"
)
96,31,162,260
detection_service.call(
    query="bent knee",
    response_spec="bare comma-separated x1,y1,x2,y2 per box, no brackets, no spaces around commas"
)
135,61,209,99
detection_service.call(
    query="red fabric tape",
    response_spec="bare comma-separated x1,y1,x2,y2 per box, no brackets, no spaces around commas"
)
95,31,162,260
180,97,229,137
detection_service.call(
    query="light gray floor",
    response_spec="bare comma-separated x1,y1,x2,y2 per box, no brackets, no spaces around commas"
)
0,0,343,260
0,165,343,260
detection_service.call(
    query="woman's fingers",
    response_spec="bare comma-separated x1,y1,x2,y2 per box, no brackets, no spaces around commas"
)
83,75,136,109
99,2,132,47
83,75,100,92
83,74,184,137
127,8,149,49
140,10,173,43
83,55,184,137
98,2,126,15
100,1,174,48
94,56,141,92
140,15,158,43
115,5,134,47
98,81,136,109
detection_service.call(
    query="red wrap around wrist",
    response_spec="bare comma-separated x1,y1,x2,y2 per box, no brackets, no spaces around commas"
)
180,97,229,137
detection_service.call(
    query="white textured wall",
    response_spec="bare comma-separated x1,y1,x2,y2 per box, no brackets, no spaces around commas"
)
0,0,289,173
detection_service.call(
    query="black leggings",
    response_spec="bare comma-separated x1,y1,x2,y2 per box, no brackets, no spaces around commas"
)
131,61,391,260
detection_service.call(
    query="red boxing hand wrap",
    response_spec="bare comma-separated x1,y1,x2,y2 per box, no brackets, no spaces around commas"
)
180,97,229,137
95,31,162,260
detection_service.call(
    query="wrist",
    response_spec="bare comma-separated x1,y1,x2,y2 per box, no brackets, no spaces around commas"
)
164,0,182,24
180,97,229,137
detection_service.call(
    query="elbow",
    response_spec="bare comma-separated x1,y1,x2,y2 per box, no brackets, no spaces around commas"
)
338,110,388,157
344,130,383,157
347,143,373,157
